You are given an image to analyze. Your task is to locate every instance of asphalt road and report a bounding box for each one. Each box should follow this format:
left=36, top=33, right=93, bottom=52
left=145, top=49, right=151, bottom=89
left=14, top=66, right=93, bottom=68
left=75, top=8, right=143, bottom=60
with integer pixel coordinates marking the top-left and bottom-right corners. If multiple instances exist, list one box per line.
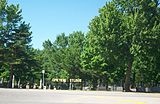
left=0, top=88, right=160, bottom=104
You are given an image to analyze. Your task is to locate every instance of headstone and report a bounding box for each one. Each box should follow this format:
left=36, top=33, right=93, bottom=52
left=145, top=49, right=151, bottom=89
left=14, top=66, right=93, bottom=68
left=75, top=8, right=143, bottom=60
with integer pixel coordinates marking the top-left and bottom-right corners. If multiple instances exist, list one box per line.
left=53, top=86, right=56, bottom=90
left=12, top=75, right=15, bottom=88
left=43, top=86, right=46, bottom=90
left=20, top=84, right=22, bottom=89
left=39, top=79, right=42, bottom=89
left=18, top=79, right=20, bottom=88
left=26, top=83, right=29, bottom=89
left=48, top=85, right=51, bottom=89
left=33, top=83, right=37, bottom=89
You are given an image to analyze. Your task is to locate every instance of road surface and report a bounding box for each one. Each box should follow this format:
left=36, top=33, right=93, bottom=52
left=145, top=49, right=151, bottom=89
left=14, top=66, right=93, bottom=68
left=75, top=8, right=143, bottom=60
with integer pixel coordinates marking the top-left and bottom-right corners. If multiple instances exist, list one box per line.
left=0, top=88, right=160, bottom=104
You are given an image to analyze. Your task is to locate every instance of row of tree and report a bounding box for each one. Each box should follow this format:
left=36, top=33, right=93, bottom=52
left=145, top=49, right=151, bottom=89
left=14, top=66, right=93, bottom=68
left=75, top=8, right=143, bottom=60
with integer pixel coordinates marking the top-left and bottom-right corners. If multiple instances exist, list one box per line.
left=0, top=0, right=160, bottom=91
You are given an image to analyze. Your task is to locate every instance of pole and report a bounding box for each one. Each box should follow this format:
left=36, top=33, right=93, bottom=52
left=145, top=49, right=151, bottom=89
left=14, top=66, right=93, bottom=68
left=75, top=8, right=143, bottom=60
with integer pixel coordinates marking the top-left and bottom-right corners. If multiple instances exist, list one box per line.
left=42, top=70, right=45, bottom=89
left=43, top=72, right=44, bottom=89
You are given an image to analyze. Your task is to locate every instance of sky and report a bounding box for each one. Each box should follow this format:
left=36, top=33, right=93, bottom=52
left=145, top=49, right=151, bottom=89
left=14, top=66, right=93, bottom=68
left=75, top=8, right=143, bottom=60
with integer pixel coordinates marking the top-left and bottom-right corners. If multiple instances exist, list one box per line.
left=8, top=0, right=110, bottom=49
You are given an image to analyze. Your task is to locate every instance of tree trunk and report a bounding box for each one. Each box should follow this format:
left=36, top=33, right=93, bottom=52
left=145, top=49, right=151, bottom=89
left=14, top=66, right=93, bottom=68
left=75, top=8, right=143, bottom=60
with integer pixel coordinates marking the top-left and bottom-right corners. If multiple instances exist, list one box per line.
left=106, top=81, right=108, bottom=91
left=92, top=78, right=98, bottom=90
left=124, top=59, right=133, bottom=92
left=8, top=64, right=13, bottom=88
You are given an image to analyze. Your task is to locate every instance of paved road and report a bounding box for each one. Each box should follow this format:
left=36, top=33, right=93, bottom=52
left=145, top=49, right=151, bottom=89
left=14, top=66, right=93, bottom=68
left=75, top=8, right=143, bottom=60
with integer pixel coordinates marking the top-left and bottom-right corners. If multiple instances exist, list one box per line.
left=0, top=88, right=160, bottom=104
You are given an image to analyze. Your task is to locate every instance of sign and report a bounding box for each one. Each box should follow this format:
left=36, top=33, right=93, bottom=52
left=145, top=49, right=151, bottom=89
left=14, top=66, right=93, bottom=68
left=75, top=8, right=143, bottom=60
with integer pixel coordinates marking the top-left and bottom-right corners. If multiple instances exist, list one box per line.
left=70, top=79, right=82, bottom=82
left=52, top=79, right=82, bottom=82
left=42, top=70, right=45, bottom=74
left=52, top=79, right=67, bottom=82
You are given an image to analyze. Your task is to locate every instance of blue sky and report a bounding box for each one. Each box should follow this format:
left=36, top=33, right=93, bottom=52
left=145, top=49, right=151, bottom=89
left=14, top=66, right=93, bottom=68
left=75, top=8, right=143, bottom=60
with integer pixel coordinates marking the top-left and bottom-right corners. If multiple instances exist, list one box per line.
left=8, top=0, right=110, bottom=49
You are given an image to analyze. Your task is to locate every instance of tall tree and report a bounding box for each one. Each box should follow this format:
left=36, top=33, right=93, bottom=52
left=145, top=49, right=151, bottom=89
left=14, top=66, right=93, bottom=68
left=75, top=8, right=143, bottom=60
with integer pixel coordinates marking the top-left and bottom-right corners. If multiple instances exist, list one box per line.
left=42, top=35, right=69, bottom=81
left=81, top=0, right=160, bottom=91
left=65, top=31, right=84, bottom=78
left=0, top=0, right=33, bottom=88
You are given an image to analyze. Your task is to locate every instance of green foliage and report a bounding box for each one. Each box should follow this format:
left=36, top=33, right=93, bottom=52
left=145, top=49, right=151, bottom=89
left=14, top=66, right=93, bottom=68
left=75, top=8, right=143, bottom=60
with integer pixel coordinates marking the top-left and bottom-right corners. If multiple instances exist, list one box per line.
left=81, top=0, right=160, bottom=91
left=0, top=0, right=40, bottom=88
left=41, top=31, right=85, bottom=81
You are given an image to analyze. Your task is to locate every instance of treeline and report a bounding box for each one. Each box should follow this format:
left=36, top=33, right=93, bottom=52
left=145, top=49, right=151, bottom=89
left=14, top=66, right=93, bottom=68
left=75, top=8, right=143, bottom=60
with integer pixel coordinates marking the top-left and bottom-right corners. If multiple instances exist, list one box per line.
left=0, top=0, right=160, bottom=91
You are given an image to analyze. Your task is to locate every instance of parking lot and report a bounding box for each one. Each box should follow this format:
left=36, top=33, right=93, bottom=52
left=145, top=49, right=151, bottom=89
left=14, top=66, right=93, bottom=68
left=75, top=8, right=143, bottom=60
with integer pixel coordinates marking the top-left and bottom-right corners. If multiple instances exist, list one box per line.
left=0, top=88, right=160, bottom=104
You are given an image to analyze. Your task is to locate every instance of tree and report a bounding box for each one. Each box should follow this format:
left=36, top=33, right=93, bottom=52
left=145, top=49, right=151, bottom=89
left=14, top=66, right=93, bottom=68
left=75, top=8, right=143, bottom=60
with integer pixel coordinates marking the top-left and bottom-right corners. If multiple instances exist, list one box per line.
left=81, top=1, right=125, bottom=90
left=129, top=0, right=160, bottom=87
left=115, top=0, right=160, bottom=90
left=65, top=31, right=84, bottom=78
left=41, top=32, right=85, bottom=81
left=0, top=0, right=34, bottom=88
left=81, top=0, right=160, bottom=91
left=42, top=37, right=69, bottom=82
